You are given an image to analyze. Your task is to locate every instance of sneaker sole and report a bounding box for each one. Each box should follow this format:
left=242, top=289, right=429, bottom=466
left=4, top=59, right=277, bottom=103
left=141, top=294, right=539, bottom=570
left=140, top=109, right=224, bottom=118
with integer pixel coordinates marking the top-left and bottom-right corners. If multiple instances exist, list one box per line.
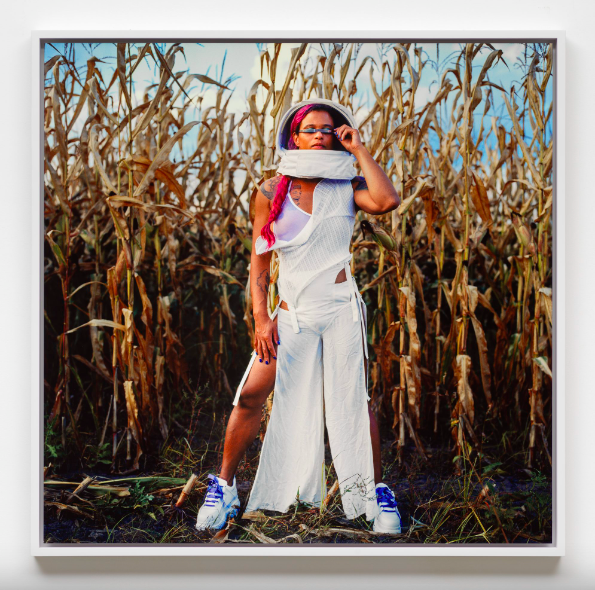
left=373, top=521, right=402, bottom=534
left=195, top=504, right=239, bottom=532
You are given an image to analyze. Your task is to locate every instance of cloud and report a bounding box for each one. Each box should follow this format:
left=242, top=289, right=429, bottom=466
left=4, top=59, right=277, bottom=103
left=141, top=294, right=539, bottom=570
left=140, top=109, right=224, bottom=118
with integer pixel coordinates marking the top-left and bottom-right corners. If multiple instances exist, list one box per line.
left=354, top=106, right=370, bottom=126
left=492, top=43, right=525, bottom=65
left=413, top=84, right=439, bottom=109
left=249, top=42, right=304, bottom=86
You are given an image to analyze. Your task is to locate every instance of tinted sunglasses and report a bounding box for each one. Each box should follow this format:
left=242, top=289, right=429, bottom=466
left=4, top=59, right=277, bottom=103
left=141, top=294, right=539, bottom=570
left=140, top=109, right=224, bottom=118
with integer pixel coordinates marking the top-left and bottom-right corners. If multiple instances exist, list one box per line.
left=297, top=128, right=334, bottom=134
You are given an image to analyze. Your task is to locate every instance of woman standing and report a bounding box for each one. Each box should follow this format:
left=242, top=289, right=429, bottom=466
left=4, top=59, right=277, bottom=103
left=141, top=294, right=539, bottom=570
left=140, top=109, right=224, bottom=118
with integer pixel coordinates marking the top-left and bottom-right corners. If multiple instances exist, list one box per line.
left=195, top=99, right=402, bottom=534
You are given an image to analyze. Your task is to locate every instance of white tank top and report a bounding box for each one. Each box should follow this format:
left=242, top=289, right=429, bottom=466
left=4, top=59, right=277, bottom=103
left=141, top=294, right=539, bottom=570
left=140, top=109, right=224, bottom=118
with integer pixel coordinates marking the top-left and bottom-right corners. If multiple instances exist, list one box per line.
left=273, top=181, right=311, bottom=242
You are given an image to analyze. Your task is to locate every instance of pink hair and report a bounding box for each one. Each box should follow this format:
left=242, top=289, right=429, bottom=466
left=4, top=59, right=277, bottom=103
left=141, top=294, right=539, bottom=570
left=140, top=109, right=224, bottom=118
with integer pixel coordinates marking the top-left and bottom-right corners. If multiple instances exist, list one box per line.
left=260, top=104, right=340, bottom=249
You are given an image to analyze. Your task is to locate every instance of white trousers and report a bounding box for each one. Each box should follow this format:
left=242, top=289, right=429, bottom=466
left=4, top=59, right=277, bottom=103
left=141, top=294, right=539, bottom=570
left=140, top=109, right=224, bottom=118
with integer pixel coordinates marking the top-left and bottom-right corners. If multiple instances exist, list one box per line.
left=238, top=261, right=379, bottom=521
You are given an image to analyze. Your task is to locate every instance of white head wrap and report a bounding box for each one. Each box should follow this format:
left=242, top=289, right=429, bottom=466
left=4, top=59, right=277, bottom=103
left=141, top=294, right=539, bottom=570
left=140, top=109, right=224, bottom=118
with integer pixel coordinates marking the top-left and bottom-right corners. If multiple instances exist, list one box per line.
left=276, top=98, right=358, bottom=179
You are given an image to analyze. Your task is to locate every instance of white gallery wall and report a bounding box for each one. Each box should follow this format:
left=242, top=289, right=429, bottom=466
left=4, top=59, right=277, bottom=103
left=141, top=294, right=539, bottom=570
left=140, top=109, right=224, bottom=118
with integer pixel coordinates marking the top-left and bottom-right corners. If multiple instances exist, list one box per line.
left=1, top=0, right=594, bottom=587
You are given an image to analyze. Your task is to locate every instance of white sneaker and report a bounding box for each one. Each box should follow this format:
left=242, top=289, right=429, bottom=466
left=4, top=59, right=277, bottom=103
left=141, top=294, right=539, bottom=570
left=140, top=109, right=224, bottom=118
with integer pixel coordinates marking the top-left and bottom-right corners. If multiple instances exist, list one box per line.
left=195, top=474, right=240, bottom=531
left=372, top=483, right=402, bottom=534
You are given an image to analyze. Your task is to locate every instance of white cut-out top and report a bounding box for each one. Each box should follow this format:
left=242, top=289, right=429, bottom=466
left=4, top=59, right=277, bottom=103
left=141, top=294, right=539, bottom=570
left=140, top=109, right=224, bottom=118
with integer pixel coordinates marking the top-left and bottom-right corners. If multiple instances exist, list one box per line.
left=255, top=178, right=356, bottom=313
left=274, top=181, right=311, bottom=243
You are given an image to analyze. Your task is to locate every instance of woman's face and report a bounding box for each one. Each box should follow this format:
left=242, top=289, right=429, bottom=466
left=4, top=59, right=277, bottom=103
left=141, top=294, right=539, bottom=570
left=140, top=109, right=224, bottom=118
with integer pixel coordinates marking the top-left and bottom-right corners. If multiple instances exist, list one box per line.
left=292, top=110, right=337, bottom=150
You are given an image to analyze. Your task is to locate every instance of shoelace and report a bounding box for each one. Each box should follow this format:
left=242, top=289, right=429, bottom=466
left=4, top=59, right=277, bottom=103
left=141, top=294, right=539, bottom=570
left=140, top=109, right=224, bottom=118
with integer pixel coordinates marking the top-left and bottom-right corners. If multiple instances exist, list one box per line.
left=204, top=474, right=224, bottom=507
left=376, top=487, right=399, bottom=514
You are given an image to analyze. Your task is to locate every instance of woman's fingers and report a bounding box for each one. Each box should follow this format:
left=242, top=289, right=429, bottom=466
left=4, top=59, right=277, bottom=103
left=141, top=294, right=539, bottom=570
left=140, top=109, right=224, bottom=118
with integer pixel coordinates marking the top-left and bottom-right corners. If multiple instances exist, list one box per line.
left=334, top=125, right=362, bottom=154
left=265, top=317, right=279, bottom=363
left=255, top=337, right=264, bottom=363
left=334, top=125, right=354, bottom=141
left=254, top=318, right=267, bottom=363
left=265, top=332, right=277, bottom=362
left=253, top=316, right=280, bottom=365
left=255, top=327, right=278, bottom=365
left=262, top=334, right=271, bottom=364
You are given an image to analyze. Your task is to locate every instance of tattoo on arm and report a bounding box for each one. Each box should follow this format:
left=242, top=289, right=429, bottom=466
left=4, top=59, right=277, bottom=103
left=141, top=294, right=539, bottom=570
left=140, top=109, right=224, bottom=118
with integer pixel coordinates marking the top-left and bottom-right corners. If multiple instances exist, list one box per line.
left=261, top=177, right=282, bottom=200
left=256, top=268, right=270, bottom=297
left=353, top=176, right=369, bottom=192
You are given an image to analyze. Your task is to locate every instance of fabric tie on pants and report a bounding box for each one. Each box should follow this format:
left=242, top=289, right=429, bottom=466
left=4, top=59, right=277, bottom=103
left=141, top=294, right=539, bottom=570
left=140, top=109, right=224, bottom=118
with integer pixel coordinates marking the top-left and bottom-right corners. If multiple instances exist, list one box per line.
left=275, top=259, right=361, bottom=335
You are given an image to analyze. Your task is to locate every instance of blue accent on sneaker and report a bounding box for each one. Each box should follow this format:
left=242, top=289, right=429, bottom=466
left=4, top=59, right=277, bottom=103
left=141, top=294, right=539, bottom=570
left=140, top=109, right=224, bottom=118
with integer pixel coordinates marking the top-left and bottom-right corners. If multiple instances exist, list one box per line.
left=376, top=486, right=398, bottom=512
left=204, top=474, right=223, bottom=507
left=373, top=484, right=402, bottom=533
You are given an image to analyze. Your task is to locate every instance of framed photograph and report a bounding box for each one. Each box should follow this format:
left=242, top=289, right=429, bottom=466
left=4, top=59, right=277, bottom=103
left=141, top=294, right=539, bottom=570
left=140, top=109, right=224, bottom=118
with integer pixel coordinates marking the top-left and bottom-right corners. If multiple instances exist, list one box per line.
left=33, top=30, right=564, bottom=556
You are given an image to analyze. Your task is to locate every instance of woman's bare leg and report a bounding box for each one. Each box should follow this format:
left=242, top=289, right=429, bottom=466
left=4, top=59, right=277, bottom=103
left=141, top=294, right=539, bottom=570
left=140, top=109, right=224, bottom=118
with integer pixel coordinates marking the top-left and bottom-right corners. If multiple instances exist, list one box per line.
left=368, top=404, right=383, bottom=484
left=218, top=358, right=276, bottom=483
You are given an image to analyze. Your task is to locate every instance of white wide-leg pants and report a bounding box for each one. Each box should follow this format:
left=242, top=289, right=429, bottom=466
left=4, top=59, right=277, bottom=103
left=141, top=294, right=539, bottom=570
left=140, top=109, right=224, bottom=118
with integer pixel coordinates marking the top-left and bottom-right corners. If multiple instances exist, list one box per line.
left=241, top=262, right=379, bottom=521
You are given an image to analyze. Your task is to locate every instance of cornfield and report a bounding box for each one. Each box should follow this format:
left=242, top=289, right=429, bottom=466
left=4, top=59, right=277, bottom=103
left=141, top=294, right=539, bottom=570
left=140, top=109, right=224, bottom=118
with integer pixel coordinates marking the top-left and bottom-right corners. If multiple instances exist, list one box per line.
left=43, top=41, right=554, bottom=543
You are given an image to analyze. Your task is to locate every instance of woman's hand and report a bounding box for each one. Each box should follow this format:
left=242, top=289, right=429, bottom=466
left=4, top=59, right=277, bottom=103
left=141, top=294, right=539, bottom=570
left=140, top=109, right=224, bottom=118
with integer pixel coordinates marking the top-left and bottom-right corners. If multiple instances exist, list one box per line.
left=254, top=313, right=279, bottom=365
left=334, top=125, right=365, bottom=155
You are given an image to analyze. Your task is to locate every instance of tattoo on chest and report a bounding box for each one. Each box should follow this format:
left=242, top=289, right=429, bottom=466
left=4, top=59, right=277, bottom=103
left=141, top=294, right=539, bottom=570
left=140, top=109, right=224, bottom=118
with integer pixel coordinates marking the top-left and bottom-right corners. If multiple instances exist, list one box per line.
left=290, top=180, right=304, bottom=206
left=256, top=268, right=270, bottom=296
left=261, top=177, right=282, bottom=200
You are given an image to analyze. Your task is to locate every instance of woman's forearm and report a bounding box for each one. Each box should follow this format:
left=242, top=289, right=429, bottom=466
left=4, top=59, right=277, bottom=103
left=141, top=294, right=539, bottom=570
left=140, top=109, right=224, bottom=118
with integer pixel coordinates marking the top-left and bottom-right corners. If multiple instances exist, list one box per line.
left=352, top=145, right=400, bottom=210
left=251, top=249, right=272, bottom=322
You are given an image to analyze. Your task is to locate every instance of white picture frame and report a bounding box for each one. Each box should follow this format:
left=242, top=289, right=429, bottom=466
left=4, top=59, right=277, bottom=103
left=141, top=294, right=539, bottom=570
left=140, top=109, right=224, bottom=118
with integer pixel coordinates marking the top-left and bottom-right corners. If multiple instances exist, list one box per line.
left=32, top=29, right=565, bottom=557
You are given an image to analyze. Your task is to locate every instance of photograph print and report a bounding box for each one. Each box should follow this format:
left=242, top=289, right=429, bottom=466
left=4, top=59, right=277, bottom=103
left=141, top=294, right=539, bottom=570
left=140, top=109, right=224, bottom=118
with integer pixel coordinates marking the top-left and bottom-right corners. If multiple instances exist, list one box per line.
left=40, top=37, right=556, bottom=548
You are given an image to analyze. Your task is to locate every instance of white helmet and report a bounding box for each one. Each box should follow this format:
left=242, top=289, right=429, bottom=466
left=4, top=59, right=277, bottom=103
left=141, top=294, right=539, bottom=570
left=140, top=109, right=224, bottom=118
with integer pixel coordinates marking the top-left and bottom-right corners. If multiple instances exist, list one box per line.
left=275, top=98, right=358, bottom=179
left=276, top=98, right=358, bottom=154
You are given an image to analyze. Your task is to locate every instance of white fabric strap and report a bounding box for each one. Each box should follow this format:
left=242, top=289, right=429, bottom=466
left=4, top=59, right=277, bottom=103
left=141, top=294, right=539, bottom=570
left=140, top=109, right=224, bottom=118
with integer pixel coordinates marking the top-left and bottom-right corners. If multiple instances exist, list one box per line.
left=276, top=149, right=357, bottom=180
left=344, top=260, right=360, bottom=323
left=287, top=303, right=301, bottom=334
left=232, top=351, right=256, bottom=406
left=270, top=301, right=281, bottom=321
left=344, top=260, right=370, bottom=402
left=356, top=289, right=369, bottom=361
left=233, top=301, right=283, bottom=406
left=357, top=288, right=370, bottom=400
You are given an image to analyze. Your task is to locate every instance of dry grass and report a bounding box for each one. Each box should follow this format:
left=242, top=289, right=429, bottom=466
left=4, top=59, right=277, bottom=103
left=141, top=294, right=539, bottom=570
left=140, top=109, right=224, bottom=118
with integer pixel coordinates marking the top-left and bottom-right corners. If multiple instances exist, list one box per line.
left=44, top=407, right=551, bottom=544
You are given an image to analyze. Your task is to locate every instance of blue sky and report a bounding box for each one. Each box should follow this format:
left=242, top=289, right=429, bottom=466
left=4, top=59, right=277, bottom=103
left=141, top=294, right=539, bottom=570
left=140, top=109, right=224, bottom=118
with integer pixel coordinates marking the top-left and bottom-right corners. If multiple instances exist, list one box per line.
left=45, top=41, right=553, bottom=185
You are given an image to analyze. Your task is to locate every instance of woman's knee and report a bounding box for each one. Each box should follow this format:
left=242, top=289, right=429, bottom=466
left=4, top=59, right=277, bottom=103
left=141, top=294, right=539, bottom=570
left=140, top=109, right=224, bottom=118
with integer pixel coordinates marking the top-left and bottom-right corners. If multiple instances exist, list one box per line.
left=237, top=385, right=269, bottom=412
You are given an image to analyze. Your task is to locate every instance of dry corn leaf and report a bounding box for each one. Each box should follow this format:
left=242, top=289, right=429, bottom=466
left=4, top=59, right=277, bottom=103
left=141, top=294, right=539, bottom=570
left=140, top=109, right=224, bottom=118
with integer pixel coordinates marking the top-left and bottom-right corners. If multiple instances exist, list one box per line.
left=455, top=354, right=475, bottom=425
left=133, top=121, right=198, bottom=200
left=470, top=170, right=493, bottom=226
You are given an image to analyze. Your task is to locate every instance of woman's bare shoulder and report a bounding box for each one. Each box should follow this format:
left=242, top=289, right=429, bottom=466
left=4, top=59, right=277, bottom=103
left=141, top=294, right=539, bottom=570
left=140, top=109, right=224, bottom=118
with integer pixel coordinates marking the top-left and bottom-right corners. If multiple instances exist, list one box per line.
left=260, top=176, right=284, bottom=201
